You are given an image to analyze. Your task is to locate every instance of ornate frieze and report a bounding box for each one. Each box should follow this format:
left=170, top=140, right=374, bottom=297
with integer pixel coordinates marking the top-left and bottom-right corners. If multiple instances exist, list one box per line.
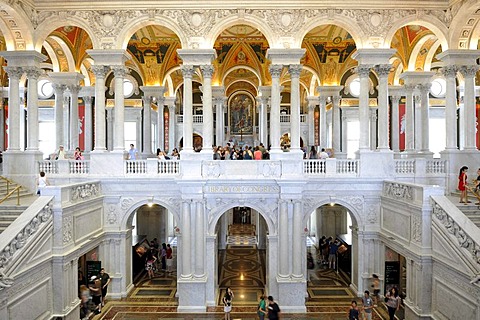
left=62, top=216, right=73, bottom=244
left=411, top=215, right=422, bottom=243
left=432, top=200, right=480, bottom=266
left=0, top=202, right=53, bottom=287
left=107, top=204, right=117, bottom=224
left=383, top=182, right=413, bottom=201
left=71, top=183, right=100, bottom=202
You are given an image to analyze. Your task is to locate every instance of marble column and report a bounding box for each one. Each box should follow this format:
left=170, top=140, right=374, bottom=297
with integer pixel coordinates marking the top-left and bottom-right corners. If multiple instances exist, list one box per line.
left=68, top=85, right=81, bottom=150
left=195, top=201, right=205, bottom=277
left=292, top=201, right=303, bottom=278
left=390, top=93, right=401, bottom=152
left=404, top=84, right=416, bottom=151
left=375, top=64, right=391, bottom=150
left=157, top=98, right=165, bottom=151
left=318, top=96, right=327, bottom=149
left=278, top=200, right=289, bottom=277
left=63, top=95, right=70, bottom=149
left=289, top=64, right=302, bottom=151
left=83, top=96, right=94, bottom=152
left=200, top=65, right=214, bottom=153
left=442, top=66, right=458, bottom=150
left=4, top=67, right=23, bottom=151
left=165, top=98, right=176, bottom=152
left=269, top=65, right=283, bottom=152
left=417, top=83, right=432, bottom=152
left=91, top=66, right=108, bottom=151
left=306, top=97, right=316, bottom=147
left=181, top=201, right=192, bottom=278
left=258, top=86, right=271, bottom=146
left=25, top=67, right=42, bottom=150
left=459, top=65, right=478, bottom=150
left=414, top=94, right=422, bottom=152
left=112, top=66, right=128, bottom=151
left=181, top=65, right=194, bottom=152
left=370, top=109, right=377, bottom=149
left=142, top=95, right=152, bottom=154
left=52, top=83, right=66, bottom=151
left=106, top=108, right=114, bottom=151
left=357, top=65, right=372, bottom=150
left=332, top=95, right=342, bottom=155
left=213, top=86, right=226, bottom=146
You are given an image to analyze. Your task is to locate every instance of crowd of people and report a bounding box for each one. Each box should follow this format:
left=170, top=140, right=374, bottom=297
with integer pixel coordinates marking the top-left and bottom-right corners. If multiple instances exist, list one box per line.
left=144, top=238, right=174, bottom=279
left=78, top=268, right=111, bottom=319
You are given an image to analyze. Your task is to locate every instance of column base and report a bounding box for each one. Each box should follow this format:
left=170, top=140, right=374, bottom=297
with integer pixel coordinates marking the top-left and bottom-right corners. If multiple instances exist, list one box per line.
left=277, top=279, right=307, bottom=313
left=3, top=150, right=43, bottom=192
left=177, top=278, right=207, bottom=312
left=89, top=152, right=125, bottom=175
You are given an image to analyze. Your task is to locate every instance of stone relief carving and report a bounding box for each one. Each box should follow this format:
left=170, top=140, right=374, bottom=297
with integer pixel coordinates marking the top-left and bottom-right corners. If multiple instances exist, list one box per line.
left=107, top=205, right=117, bottom=224
left=63, top=216, right=73, bottom=244
left=203, top=161, right=223, bottom=178
left=342, top=196, right=364, bottom=212
left=248, top=9, right=308, bottom=36
left=366, top=205, right=378, bottom=224
left=384, top=182, right=413, bottom=201
left=411, top=215, right=422, bottom=243
left=432, top=200, right=480, bottom=266
left=436, top=266, right=480, bottom=297
left=261, top=162, right=280, bottom=178
left=0, top=202, right=53, bottom=288
left=6, top=267, right=51, bottom=298
left=120, top=197, right=134, bottom=212
left=71, top=183, right=100, bottom=202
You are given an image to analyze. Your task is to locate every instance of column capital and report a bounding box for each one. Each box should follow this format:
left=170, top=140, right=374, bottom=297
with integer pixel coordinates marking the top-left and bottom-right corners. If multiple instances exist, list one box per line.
left=355, top=65, right=373, bottom=77
left=332, top=95, right=341, bottom=105
left=111, top=65, right=129, bottom=77
left=288, top=64, right=303, bottom=77
left=67, top=84, right=81, bottom=95
left=165, top=96, right=176, bottom=107
left=140, top=85, right=166, bottom=98
left=24, top=67, right=43, bottom=80
left=52, top=83, right=67, bottom=93
left=306, top=96, right=318, bottom=107
left=441, top=65, right=458, bottom=78
left=374, top=64, right=392, bottom=78
left=200, top=65, right=214, bottom=78
left=269, top=64, right=283, bottom=78
left=416, top=83, right=432, bottom=93
left=181, top=65, right=195, bottom=78
left=459, top=65, right=479, bottom=78
left=4, top=66, right=24, bottom=79
left=390, top=95, right=401, bottom=103
left=318, top=96, right=328, bottom=105
left=90, top=65, right=108, bottom=78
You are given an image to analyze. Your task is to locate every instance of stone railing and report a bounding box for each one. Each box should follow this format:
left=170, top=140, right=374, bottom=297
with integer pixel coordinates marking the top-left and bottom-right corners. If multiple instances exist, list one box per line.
left=39, top=160, right=90, bottom=175
left=431, top=195, right=480, bottom=267
left=394, top=159, right=448, bottom=176
left=279, top=114, right=307, bottom=123
left=0, top=196, right=53, bottom=288
left=303, top=159, right=359, bottom=176
left=125, top=160, right=147, bottom=174
left=202, top=160, right=282, bottom=178
left=38, top=160, right=58, bottom=174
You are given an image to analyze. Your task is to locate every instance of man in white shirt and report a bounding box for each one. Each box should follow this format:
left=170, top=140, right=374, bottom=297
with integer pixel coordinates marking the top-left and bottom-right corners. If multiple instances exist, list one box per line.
left=319, top=148, right=329, bottom=159
left=56, top=145, right=66, bottom=160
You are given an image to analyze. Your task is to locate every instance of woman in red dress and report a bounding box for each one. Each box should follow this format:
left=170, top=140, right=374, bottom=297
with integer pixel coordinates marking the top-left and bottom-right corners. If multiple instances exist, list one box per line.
left=458, top=166, right=469, bottom=204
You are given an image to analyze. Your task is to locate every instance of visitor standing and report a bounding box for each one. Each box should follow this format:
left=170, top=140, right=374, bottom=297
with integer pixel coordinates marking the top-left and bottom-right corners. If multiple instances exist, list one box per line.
left=458, top=165, right=469, bottom=204
left=37, top=171, right=48, bottom=195
left=267, top=296, right=281, bottom=320
left=348, top=300, right=359, bottom=320
left=166, top=244, right=173, bottom=273
left=362, top=290, right=374, bottom=320
left=128, top=144, right=138, bottom=160
left=257, top=295, right=267, bottom=320
left=385, top=287, right=401, bottom=320
left=223, top=287, right=234, bottom=320
left=99, top=268, right=111, bottom=307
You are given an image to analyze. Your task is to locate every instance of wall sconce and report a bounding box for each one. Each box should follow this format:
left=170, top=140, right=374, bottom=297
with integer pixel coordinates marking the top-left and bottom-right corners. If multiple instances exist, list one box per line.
left=329, top=196, right=335, bottom=206
left=147, top=196, right=154, bottom=207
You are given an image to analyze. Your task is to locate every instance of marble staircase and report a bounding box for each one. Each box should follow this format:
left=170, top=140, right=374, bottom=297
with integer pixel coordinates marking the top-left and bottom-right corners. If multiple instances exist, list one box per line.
left=0, top=177, right=37, bottom=233
left=449, top=192, right=480, bottom=228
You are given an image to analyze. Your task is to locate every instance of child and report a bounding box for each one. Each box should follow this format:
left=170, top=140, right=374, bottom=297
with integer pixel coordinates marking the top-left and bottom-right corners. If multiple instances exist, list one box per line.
left=37, top=171, right=48, bottom=195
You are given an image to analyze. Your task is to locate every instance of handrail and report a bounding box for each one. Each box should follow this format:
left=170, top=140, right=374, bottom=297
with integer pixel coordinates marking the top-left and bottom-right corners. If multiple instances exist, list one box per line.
left=0, top=176, right=16, bottom=194
left=0, top=185, right=21, bottom=206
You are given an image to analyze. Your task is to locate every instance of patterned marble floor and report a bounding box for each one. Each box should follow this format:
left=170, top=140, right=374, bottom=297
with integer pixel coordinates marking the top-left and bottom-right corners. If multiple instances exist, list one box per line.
left=94, top=224, right=391, bottom=320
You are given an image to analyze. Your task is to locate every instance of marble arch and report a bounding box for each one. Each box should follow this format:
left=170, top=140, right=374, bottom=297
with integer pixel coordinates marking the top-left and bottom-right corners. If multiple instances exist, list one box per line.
left=408, top=34, right=438, bottom=71
left=207, top=201, right=275, bottom=236
left=206, top=14, right=274, bottom=49
left=121, top=198, right=181, bottom=230
left=0, top=3, right=33, bottom=50
left=383, top=17, right=449, bottom=51
left=33, top=18, right=98, bottom=52
left=225, top=79, right=259, bottom=96
left=118, top=17, right=187, bottom=51
left=296, top=14, right=364, bottom=49
left=302, top=197, right=362, bottom=228
left=447, top=0, right=480, bottom=49
left=222, top=65, right=262, bottom=87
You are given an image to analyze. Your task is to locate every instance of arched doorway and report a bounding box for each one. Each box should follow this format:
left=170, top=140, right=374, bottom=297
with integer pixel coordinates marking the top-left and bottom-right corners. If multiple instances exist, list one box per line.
left=305, top=202, right=359, bottom=304
left=211, top=206, right=270, bottom=307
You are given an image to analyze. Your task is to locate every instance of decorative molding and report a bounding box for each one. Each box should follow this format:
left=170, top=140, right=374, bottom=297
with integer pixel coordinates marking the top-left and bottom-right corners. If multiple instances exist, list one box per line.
left=0, top=202, right=53, bottom=288
left=107, top=204, right=117, bottom=224
left=412, top=215, right=422, bottom=243
left=71, top=183, right=100, bottom=202
left=383, top=182, right=413, bottom=201
left=366, top=205, right=377, bottom=224
left=120, top=197, right=134, bottom=212
left=432, top=200, right=480, bottom=266
left=62, top=216, right=73, bottom=244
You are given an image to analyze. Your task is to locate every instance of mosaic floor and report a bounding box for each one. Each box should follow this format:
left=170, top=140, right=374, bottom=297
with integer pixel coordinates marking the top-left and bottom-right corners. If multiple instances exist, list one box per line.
left=94, top=225, right=397, bottom=320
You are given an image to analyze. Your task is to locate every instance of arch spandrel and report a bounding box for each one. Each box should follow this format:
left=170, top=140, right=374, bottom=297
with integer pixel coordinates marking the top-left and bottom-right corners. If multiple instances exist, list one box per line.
left=206, top=199, right=277, bottom=236
left=0, top=3, right=34, bottom=50
left=302, top=196, right=363, bottom=228
left=117, top=16, right=188, bottom=51
left=295, top=13, right=364, bottom=49
left=120, top=197, right=181, bottom=231
left=206, top=13, right=275, bottom=49
left=447, top=0, right=480, bottom=49
left=383, top=15, right=449, bottom=52
left=33, top=18, right=99, bottom=52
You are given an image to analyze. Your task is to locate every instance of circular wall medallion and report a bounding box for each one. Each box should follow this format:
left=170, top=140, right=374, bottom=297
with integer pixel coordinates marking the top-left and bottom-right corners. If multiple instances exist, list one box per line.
left=370, top=13, right=382, bottom=27
left=102, top=14, right=114, bottom=28
left=281, top=13, right=291, bottom=27
left=191, top=12, right=202, bottom=27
